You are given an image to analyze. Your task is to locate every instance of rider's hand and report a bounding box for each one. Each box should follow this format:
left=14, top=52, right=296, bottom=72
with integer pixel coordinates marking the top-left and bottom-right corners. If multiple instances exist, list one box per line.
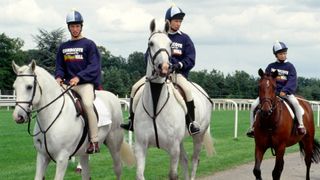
left=70, top=76, right=80, bottom=86
left=171, top=62, right=182, bottom=71
left=56, top=77, right=64, bottom=85
left=280, top=91, right=286, bottom=97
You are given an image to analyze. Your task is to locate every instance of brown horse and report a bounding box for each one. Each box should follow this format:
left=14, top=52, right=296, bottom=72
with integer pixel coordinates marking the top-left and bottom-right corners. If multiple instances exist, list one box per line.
left=253, top=68, right=320, bottom=180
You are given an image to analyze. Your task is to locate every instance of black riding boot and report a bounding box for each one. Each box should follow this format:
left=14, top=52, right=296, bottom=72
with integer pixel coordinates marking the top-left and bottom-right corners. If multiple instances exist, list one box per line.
left=120, top=98, right=134, bottom=131
left=186, top=100, right=200, bottom=135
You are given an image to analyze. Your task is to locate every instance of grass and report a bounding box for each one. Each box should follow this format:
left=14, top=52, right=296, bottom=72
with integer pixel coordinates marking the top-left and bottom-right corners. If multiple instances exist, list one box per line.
left=1, top=109, right=319, bottom=179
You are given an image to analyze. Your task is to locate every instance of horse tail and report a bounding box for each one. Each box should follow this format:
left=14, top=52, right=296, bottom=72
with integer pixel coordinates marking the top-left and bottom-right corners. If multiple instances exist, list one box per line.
left=203, top=126, right=215, bottom=157
left=311, top=139, right=320, bottom=163
left=120, top=140, right=136, bottom=166
left=298, top=139, right=320, bottom=163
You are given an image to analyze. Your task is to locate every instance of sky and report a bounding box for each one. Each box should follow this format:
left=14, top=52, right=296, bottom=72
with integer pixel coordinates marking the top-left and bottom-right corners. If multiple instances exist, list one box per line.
left=1, top=0, right=320, bottom=78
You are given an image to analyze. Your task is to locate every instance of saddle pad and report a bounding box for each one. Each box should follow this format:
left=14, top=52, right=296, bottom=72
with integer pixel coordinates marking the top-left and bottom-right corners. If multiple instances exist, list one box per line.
left=94, top=98, right=112, bottom=127
left=283, top=101, right=295, bottom=119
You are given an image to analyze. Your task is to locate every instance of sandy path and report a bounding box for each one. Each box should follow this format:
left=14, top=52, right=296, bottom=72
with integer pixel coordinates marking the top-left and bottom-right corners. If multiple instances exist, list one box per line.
left=198, top=152, right=320, bottom=180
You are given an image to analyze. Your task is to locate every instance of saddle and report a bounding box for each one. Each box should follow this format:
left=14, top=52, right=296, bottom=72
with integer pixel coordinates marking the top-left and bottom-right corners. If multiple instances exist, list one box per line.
left=68, top=90, right=99, bottom=121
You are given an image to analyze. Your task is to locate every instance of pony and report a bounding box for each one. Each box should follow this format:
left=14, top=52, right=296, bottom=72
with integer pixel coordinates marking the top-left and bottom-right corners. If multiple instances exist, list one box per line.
left=133, top=19, right=214, bottom=180
left=252, top=68, right=320, bottom=180
left=12, top=60, right=135, bottom=180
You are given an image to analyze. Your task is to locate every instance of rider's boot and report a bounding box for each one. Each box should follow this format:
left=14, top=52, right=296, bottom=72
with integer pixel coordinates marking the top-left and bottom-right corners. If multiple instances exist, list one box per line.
left=297, top=115, right=306, bottom=135
left=186, top=100, right=200, bottom=135
left=120, top=98, right=134, bottom=131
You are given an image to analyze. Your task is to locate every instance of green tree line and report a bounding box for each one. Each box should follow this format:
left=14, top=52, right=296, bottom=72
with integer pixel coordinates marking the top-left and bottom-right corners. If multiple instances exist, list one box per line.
left=1, top=30, right=320, bottom=100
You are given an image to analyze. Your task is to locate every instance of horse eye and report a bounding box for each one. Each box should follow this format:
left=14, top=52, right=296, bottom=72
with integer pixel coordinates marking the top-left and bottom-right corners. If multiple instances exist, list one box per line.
left=148, top=41, right=154, bottom=47
left=26, top=85, right=33, bottom=90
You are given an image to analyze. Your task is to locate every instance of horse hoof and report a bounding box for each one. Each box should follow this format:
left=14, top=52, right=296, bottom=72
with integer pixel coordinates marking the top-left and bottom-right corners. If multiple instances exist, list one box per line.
left=75, top=167, right=82, bottom=174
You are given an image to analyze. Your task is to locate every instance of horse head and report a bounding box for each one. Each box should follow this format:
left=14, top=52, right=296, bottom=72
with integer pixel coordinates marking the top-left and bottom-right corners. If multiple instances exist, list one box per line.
left=12, top=60, right=41, bottom=123
left=258, top=68, right=278, bottom=118
left=146, top=18, right=171, bottom=80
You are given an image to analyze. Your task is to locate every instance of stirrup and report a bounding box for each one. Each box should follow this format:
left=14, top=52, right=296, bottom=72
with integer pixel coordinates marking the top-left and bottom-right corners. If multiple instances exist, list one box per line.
left=188, top=121, right=200, bottom=135
left=120, top=120, right=134, bottom=131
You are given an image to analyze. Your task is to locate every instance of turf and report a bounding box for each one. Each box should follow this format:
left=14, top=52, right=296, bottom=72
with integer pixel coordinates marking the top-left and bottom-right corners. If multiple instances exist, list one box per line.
left=1, top=109, right=319, bottom=179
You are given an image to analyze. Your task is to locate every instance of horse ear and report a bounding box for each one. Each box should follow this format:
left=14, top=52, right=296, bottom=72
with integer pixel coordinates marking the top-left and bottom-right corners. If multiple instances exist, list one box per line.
left=30, top=60, right=36, bottom=72
left=164, top=20, right=170, bottom=33
left=150, top=19, right=155, bottom=33
left=12, top=61, right=19, bottom=74
left=271, top=70, right=279, bottom=79
left=258, top=68, right=264, bottom=77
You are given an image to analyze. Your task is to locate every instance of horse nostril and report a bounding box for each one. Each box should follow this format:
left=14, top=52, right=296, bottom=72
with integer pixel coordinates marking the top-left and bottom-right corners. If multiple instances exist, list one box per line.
left=158, top=64, right=162, bottom=69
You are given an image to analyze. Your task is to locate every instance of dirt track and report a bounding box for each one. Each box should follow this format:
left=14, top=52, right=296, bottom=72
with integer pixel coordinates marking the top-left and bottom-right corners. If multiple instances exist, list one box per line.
left=198, top=152, right=320, bottom=180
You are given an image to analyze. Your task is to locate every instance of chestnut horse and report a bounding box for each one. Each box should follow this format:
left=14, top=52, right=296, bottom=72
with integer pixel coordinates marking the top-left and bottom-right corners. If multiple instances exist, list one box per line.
left=253, top=69, right=320, bottom=180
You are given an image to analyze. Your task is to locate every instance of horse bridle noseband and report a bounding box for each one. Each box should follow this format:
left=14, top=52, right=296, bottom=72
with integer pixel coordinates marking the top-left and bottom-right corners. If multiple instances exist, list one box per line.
left=258, top=97, right=277, bottom=116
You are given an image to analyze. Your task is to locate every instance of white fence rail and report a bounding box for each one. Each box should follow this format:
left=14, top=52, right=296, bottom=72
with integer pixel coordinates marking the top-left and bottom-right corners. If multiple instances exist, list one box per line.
left=1, top=91, right=320, bottom=139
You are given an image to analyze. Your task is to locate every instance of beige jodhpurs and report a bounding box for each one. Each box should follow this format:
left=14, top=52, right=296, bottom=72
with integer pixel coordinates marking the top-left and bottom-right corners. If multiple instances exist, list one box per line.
left=170, top=73, right=193, bottom=102
left=72, top=83, right=98, bottom=142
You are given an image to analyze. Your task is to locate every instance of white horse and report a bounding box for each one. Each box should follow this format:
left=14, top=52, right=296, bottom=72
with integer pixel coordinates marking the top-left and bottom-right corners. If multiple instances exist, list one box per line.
left=12, top=60, right=135, bottom=180
left=134, top=19, right=214, bottom=180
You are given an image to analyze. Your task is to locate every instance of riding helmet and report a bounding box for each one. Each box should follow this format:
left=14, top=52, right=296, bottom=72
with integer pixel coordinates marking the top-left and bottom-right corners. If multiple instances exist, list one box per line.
left=66, top=10, right=83, bottom=25
left=273, top=41, right=288, bottom=55
left=165, top=6, right=185, bottom=21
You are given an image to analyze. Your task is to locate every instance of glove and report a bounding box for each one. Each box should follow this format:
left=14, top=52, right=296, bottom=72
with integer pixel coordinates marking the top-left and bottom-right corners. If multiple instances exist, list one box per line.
left=171, top=63, right=182, bottom=71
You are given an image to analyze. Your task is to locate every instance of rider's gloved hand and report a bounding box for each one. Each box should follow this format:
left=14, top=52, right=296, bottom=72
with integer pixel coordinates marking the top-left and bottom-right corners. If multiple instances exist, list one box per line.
left=171, top=62, right=182, bottom=71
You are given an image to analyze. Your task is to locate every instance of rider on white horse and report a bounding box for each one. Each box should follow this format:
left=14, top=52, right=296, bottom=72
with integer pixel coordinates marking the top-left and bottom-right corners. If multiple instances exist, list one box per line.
left=55, top=10, right=101, bottom=153
left=121, top=5, right=200, bottom=135
left=246, top=41, right=306, bottom=137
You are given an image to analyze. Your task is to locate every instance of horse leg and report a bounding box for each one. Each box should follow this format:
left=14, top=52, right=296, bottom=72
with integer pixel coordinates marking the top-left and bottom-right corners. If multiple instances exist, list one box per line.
left=79, top=155, right=90, bottom=180
left=34, top=153, right=50, bottom=180
left=105, top=138, right=122, bottom=180
left=300, top=139, right=314, bottom=180
left=190, top=134, right=204, bottom=180
left=168, top=142, right=180, bottom=180
left=54, top=157, right=69, bottom=180
left=272, top=146, right=285, bottom=180
left=135, top=141, right=147, bottom=180
left=179, top=143, right=189, bottom=180
left=254, top=146, right=267, bottom=180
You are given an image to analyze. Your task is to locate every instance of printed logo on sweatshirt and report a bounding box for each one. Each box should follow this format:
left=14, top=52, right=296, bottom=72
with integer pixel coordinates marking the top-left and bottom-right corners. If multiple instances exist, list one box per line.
left=171, top=42, right=183, bottom=56
left=271, top=68, right=288, bottom=81
left=62, top=47, right=84, bottom=62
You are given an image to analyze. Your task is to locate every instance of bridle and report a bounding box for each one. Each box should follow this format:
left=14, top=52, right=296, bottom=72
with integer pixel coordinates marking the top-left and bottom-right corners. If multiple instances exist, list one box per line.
left=257, top=78, right=277, bottom=117
left=258, top=97, right=276, bottom=116
left=146, top=31, right=171, bottom=78
left=14, top=73, right=73, bottom=136
left=15, top=74, right=42, bottom=116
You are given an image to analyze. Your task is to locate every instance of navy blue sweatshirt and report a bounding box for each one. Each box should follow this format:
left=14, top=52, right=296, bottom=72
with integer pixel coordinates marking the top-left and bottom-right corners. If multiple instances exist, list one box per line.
left=55, top=38, right=101, bottom=89
left=168, top=30, right=195, bottom=78
left=265, top=60, right=297, bottom=95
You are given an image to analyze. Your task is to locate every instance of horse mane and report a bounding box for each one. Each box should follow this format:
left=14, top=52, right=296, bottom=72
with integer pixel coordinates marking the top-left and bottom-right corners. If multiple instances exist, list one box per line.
left=34, top=65, right=61, bottom=90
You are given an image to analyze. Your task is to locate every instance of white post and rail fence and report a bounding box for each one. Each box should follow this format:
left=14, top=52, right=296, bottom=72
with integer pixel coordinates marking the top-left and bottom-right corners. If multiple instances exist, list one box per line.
left=1, top=90, right=320, bottom=141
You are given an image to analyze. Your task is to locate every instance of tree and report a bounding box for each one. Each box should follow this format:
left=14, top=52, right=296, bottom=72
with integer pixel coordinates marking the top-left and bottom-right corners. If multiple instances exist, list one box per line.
left=29, top=28, right=66, bottom=74
left=0, top=33, right=26, bottom=90
left=126, top=51, right=145, bottom=82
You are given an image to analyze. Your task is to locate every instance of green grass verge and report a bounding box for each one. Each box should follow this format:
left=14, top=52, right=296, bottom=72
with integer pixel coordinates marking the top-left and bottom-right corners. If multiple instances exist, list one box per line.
left=1, top=109, right=319, bottom=179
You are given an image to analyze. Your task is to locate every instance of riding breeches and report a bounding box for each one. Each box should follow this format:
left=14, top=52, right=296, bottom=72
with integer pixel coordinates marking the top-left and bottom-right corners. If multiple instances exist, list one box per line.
left=283, top=94, right=304, bottom=125
left=249, top=97, right=259, bottom=128
left=72, top=83, right=98, bottom=142
left=170, top=73, right=193, bottom=102
left=130, top=76, right=146, bottom=97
